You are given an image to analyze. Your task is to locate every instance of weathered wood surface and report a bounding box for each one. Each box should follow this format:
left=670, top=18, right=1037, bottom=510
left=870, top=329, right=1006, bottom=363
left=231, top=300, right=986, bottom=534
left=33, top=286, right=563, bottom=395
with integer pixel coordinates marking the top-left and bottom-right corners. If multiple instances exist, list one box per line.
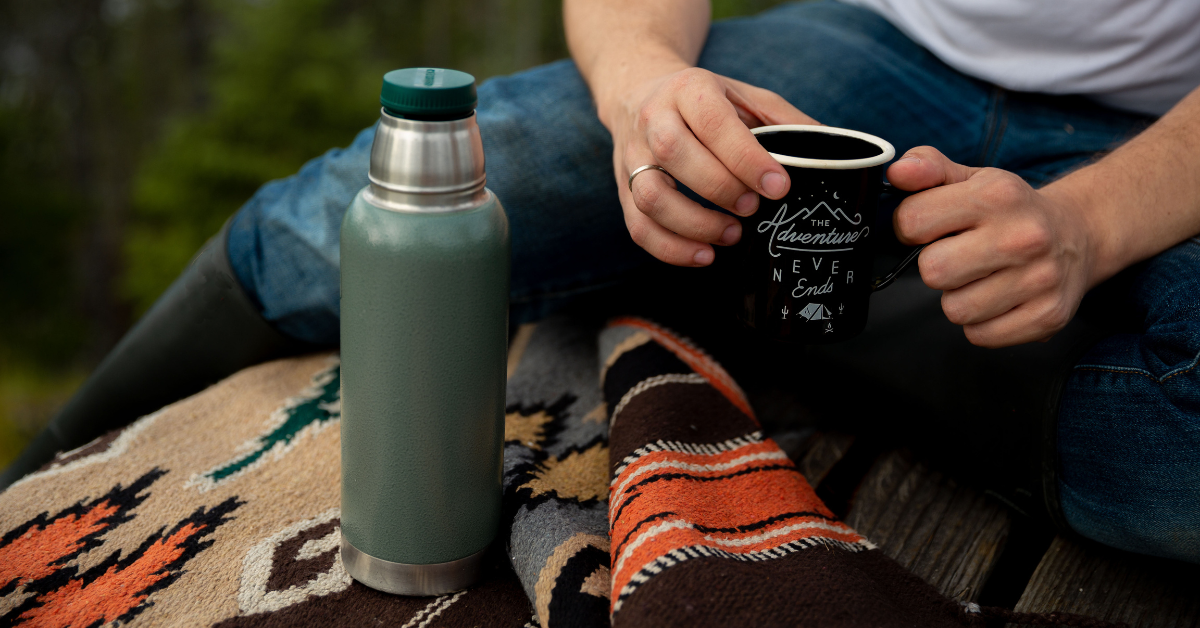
left=750, top=385, right=822, bottom=465
left=1010, top=535, right=1200, bottom=628
left=507, top=323, right=537, bottom=378
left=797, top=431, right=854, bottom=487
left=780, top=430, right=1198, bottom=628
left=844, top=449, right=1012, bottom=603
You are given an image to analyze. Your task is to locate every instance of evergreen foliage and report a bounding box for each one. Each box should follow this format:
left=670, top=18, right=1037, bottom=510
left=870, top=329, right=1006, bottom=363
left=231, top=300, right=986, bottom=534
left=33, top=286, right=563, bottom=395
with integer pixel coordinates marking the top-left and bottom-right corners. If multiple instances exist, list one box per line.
left=0, top=0, right=785, bottom=465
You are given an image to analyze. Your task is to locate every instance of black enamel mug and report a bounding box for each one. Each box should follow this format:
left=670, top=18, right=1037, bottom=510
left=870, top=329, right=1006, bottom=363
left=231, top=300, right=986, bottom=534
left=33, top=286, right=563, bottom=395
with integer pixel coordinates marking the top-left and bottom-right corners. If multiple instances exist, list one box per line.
left=733, top=125, right=921, bottom=344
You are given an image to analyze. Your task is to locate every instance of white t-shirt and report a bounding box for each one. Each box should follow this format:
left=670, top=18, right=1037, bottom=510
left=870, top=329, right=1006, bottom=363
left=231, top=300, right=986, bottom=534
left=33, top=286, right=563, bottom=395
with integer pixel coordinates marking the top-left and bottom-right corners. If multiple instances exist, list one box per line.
left=841, top=0, right=1200, bottom=116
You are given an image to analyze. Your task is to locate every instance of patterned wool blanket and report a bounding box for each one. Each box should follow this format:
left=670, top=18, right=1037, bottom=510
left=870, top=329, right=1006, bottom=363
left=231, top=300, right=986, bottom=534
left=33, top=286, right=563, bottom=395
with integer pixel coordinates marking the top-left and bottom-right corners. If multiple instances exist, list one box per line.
left=0, top=316, right=1088, bottom=627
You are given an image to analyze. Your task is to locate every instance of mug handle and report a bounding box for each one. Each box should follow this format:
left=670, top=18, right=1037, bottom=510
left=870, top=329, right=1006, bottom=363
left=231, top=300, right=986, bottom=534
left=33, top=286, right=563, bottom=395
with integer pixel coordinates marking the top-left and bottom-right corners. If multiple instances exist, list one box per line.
left=871, top=182, right=927, bottom=291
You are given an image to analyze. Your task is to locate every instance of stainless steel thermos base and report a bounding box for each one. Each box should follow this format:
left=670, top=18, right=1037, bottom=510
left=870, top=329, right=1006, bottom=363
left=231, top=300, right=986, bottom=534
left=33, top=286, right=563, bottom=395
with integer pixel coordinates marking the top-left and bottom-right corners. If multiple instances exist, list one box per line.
left=340, top=535, right=488, bottom=596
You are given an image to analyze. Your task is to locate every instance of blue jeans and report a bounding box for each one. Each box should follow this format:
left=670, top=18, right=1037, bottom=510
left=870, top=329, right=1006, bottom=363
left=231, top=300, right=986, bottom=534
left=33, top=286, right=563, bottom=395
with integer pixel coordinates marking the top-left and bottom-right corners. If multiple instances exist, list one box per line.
left=1058, top=238, right=1200, bottom=561
left=226, top=1, right=1198, bottom=561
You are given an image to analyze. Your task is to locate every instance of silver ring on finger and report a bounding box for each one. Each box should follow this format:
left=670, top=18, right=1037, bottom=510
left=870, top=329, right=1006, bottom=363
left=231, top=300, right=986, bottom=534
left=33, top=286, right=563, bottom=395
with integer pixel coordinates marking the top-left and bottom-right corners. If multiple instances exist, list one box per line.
left=628, top=164, right=671, bottom=193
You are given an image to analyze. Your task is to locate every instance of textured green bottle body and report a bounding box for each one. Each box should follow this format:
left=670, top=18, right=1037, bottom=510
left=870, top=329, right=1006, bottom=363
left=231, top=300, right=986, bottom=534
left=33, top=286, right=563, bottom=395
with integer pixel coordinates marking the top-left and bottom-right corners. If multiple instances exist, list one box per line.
left=340, top=189, right=509, bottom=565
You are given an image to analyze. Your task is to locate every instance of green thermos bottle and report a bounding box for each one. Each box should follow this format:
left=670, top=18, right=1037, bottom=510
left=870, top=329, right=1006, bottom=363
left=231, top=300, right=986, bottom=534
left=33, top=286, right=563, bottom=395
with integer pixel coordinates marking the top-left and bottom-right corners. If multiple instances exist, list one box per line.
left=339, top=68, right=510, bottom=595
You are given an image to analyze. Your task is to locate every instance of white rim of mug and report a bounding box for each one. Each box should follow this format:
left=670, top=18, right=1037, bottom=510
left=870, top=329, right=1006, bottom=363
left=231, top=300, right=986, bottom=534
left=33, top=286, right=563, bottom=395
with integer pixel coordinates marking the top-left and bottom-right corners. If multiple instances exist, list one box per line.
left=751, top=124, right=896, bottom=170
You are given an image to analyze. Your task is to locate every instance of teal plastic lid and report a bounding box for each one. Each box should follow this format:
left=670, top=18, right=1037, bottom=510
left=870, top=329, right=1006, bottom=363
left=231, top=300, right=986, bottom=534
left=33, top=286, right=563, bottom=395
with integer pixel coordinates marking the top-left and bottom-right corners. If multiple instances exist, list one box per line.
left=381, top=68, right=477, bottom=120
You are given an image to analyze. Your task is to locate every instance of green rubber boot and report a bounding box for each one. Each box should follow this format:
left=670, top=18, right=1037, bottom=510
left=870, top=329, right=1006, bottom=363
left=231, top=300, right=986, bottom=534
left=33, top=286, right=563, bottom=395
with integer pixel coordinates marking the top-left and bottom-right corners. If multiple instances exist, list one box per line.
left=0, top=220, right=313, bottom=490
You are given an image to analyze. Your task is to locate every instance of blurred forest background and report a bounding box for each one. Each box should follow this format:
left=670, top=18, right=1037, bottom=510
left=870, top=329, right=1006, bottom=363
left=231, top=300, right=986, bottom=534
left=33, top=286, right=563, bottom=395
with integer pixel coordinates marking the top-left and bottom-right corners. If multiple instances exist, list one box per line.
left=0, top=0, right=786, bottom=468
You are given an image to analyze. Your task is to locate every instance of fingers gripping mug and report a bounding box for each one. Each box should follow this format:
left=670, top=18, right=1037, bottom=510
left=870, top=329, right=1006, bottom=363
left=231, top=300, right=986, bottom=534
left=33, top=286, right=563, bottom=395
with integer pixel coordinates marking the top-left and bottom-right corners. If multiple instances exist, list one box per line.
left=733, top=125, right=920, bottom=344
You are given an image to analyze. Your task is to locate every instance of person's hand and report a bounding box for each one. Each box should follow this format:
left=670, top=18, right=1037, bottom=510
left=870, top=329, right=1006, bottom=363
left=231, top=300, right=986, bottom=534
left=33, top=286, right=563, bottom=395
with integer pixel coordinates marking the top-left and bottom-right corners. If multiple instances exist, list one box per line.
left=889, top=147, right=1104, bottom=348
left=606, top=67, right=817, bottom=266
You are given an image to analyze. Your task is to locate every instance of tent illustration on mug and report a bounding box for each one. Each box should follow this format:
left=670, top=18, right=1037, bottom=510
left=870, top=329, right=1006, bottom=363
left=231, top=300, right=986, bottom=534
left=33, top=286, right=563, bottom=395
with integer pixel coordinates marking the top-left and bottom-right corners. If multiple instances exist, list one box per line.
left=798, top=302, right=832, bottom=321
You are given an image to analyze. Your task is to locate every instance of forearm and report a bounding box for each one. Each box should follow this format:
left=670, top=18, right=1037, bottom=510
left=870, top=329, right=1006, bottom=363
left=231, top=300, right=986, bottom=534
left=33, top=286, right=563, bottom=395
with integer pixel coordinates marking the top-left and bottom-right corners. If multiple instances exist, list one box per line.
left=564, top=0, right=710, bottom=128
left=1044, top=86, right=1200, bottom=287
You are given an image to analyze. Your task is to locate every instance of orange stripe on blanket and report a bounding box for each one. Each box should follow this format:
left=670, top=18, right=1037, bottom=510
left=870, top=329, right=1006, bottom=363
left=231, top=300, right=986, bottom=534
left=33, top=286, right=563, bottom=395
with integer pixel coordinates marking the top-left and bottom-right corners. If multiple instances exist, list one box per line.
left=612, top=465, right=837, bottom=538
left=617, top=439, right=779, bottom=473
left=608, top=428, right=870, bottom=615
left=612, top=432, right=767, bottom=477
left=617, top=519, right=863, bottom=573
left=607, top=317, right=755, bottom=420
left=610, top=441, right=785, bottom=500
left=697, top=519, right=863, bottom=550
left=610, top=455, right=804, bottom=517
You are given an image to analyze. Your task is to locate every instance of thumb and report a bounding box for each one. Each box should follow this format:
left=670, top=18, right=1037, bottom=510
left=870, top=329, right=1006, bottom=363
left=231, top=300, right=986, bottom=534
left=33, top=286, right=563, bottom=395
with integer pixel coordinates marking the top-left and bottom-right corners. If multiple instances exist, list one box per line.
left=887, top=146, right=978, bottom=191
left=724, top=78, right=820, bottom=127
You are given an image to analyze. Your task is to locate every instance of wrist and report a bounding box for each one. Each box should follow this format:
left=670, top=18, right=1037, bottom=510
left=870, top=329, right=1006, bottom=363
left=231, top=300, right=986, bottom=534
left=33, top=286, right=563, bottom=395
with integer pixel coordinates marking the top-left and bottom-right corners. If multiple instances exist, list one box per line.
left=587, top=49, right=691, bottom=129
left=1042, top=169, right=1128, bottom=289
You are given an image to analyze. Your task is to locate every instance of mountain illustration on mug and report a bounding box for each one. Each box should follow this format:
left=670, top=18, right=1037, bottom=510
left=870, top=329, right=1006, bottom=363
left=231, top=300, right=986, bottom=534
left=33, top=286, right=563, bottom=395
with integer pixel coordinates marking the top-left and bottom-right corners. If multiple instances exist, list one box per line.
left=757, top=198, right=869, bottom=259
left=794, top=200, right=861, bottom=225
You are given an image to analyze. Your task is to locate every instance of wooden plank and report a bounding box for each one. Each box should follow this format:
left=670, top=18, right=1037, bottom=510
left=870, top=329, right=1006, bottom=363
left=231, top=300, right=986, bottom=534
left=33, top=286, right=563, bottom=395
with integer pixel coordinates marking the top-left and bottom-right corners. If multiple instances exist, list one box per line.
left=507, top=323, right=537, bottom=378
left=767, top=424, right=816, bottom=466
left=845, top=449, right=1011, bottom=603
left=1010, top=535, right=1200, bottom=628
left=749, top=386, right=823, bottom=466
left=797, top=431, right=855, bottom=487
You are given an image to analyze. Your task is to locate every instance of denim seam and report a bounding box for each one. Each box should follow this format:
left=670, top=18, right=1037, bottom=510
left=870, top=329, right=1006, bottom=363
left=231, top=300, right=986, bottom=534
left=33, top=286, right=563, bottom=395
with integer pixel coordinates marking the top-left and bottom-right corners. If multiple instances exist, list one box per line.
left=1075, top=345, right=1200, bottom=383
left=975, top=88, right=1001, bottom=166
left=986, top=94, right=1010, bottom=167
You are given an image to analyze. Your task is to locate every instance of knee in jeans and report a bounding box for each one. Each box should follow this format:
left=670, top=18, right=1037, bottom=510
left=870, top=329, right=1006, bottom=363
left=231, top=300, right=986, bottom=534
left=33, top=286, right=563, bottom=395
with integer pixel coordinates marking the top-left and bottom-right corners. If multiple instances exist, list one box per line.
left=1058, top=365, right=1200, bottom=563
left=1133, top=239, right=1200, bottom=327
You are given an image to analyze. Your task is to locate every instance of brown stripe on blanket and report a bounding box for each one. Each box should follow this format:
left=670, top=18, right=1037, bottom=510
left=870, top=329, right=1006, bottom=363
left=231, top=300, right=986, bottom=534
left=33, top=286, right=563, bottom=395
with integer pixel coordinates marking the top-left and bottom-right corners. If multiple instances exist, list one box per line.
left=43, top=430, right=124, bottom=470
left=608, top=382, right=761, bottom=472
left=614, top=546, right=975, bottom=628
left=602, top=341, right=695, bottom=415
